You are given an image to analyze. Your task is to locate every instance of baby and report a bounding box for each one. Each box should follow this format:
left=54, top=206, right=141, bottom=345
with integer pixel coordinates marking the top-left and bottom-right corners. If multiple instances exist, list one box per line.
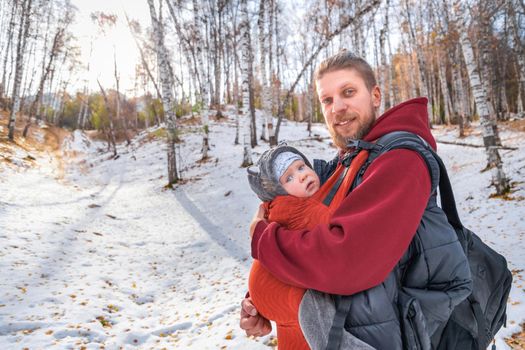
left=246, top=144, right=371, bottom=350
left=247, top=145, right=321, bottom=350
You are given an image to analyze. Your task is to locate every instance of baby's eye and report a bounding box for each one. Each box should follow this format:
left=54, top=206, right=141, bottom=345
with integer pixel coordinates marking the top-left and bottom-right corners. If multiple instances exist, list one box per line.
left=298, top=165, right=305, bottom=171
left=285, top=175, right=294, bottom=183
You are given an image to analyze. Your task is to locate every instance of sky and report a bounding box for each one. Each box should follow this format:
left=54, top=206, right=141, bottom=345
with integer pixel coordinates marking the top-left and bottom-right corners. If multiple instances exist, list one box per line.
left=70, top=0, right=152, bottom=93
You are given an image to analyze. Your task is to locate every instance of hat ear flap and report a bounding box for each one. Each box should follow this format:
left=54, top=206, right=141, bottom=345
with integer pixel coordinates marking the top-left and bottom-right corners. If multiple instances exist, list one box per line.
left=247, top=166, right=260, bottom=176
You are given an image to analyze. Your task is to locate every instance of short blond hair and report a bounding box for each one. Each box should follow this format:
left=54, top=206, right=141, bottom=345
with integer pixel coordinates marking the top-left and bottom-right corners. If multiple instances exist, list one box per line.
left=314, top=49, right=377, bottom=91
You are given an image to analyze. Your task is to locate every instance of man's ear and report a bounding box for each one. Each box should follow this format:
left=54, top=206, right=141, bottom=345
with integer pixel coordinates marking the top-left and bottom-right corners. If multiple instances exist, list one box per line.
left=372, top=86, right=381, bottom=108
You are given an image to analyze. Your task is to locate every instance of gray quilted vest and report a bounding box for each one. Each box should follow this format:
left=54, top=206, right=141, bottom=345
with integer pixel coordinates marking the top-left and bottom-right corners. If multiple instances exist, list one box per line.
left=303, top=132, right=473, bottom=350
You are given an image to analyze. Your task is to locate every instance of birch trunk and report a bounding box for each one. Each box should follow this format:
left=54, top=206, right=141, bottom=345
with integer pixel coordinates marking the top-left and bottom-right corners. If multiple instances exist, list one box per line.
left=455, top=1, right=509, bottom=195
left=147, top=0, right=179, bottom=184
left=8, top=0, right=32, bottom=140
left=452, top=44, right=467, bottom=136
left=213, top=3, right=223, bottom=109
left=382, top=0, right=393, bottom=109
left=379, top=27, right=388, bottom=113
left=516, top=62, right=524, bottom=115
left=97, top=79, right=117, bottom=156
left=1, top=0, right=18, bottom=103
left=274, top=0, right=381, bottom=144
left=258, top=0, right=268, bottom=141
left=239, top=0, right=253, bottom=167
left=401, top=32, right=418, bottom=99
left=508, top=0, right=525, bottom=116
left=24, top=26, right=64, bottom=137
left=478, top=10, right=501, bottom=145
left=385, top=0, right=395, bottom=106
left=267, top=0, right=276, bottom=146
left=78, top=40, right=92, bottom=129
left=437, top=48, right=453, bottom=124
left=114, top=50, right=130, bottom=145
left=192, top=0, right=210, bottom=159
left=403, top=0, right=431, bottom=122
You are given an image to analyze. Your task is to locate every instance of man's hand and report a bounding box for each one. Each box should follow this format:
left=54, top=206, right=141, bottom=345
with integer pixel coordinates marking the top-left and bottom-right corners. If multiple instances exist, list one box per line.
left=249, top=203, right=266, bottom=239
left=239, top=297, right=271, bottom=337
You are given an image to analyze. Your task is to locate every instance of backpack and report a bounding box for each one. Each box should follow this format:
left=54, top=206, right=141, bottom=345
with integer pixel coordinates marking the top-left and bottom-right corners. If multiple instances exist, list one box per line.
left=347, top=131, right=513, bottom=350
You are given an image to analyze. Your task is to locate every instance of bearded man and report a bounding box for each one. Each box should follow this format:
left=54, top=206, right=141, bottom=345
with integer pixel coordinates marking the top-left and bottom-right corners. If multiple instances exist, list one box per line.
left=240, top=50, right=471, bottom=350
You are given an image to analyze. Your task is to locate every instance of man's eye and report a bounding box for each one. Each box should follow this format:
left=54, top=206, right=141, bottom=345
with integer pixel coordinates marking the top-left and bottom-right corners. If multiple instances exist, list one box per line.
left=321, top=98, right=332, bottom=105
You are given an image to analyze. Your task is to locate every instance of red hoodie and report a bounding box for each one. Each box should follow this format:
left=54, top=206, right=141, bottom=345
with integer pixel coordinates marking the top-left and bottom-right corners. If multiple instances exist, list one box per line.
left=251, top=98, right=435, bottom=295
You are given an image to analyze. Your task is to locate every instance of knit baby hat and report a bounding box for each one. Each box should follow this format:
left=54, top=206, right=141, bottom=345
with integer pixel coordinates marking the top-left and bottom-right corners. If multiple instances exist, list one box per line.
left=247, top=144, right=312, bottom=202
left=273, top=152, right=303, bottom=182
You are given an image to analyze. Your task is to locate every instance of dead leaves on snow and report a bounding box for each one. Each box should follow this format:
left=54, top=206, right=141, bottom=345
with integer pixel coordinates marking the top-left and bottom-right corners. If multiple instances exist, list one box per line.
left=506, top=323, right=525, bottom=350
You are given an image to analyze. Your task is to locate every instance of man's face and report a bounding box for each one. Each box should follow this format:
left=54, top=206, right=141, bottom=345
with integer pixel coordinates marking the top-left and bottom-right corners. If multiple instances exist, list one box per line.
left=316, top=69, right=381, bottom=149
left=279, top=160, right=320, bottom=198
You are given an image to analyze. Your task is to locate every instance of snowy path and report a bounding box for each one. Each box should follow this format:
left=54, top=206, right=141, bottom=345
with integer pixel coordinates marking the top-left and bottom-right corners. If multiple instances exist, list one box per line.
left=0, top=133, right=271, bottom=349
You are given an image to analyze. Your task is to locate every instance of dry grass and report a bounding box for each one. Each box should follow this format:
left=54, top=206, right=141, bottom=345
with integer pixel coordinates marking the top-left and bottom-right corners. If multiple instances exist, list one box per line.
left=0, top=110, right=70, bottom=177
left=506, top=118, right=525, bottom=133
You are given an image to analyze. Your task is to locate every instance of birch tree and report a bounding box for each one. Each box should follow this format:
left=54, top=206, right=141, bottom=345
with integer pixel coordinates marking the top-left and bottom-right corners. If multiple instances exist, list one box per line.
left=191, top=0, right=210, bottom=159
left=402, top=0, right=432, bottom=123
left=96, top=79, right=118, bottom=156
left=8, top=0, right=33, bottom=140
left=273, top=0, right=381, bottom=144
left=0, top=0, right=18, bottom=106
left=239, top=0, right=253, bottom=167
left=508, top=0, right=525, bottom=116
left=257, top=0, right=270, bottom=141
left=454, top=0, right=509, bottom=195
left=147, top=0, right=179, bottom=184
left=23, top=3, right=72, bottom=136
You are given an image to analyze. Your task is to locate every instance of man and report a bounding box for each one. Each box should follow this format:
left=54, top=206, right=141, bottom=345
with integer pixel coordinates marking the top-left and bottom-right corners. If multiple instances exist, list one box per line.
left=241, top=51, right=471, bottom=349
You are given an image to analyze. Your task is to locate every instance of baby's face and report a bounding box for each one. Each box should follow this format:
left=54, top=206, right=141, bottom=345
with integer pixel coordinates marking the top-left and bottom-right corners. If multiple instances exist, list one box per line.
left=279, top=160, right=321, bottom=198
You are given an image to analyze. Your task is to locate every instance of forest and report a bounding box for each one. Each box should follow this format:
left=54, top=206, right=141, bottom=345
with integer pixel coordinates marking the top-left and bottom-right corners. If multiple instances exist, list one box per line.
left=1, top=0, right=525, bottom=349
left=0, top=0, right=523, bottom=193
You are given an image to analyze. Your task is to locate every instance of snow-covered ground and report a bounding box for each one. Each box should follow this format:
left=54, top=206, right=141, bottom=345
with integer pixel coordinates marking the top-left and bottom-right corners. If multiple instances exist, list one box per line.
left=1, top=109, right=524, bottom=349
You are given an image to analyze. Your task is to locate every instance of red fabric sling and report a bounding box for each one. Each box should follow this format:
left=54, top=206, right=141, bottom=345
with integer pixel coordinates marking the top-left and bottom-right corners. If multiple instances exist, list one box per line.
left=249, top=150, right=369, bottom=350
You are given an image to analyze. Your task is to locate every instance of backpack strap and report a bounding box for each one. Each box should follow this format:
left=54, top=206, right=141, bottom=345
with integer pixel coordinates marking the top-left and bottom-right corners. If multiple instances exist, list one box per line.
left=360, top=131, right=464, bottom=230
left=325, top=132, right=470, bottom=349
left=352, top=131, right=440, bottom=195
left=321, top=150, right=358, bottom=206
left=325, top=295, right=352, bottom=350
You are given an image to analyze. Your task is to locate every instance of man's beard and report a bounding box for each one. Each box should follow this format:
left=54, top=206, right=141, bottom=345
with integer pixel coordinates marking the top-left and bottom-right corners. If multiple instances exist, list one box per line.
left=328, top=107, right=376, bottom=150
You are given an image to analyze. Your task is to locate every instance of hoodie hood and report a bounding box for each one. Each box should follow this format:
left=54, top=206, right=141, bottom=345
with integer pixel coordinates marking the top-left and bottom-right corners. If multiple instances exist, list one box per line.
left=363, top=97, right=436, bottom=150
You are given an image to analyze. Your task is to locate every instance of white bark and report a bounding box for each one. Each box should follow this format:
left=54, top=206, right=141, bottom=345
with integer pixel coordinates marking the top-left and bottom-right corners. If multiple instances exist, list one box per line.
left=147, top=0, right=179, bottom=184
left=25, top=22, right=66, bottom=136
left=508, top=0, right=525, bottom=116
left=452, top=44, right=467, bottom=136
left=379, top=27, right=387, bottom=113
left=258, top=0, right=270, bottom=141
left=239, top=0, right=253, bottom=167
left=267, top=0, right=276, bottom=145
left=8, top=0, right=33, bottom=140
left=437, top=50, right=452, bottom=124
left=454, top=1, right=509, bottom=195
left=192, top=0, right=210, bottom=159
left=403, top=0, right=432, bottom=122
left=0, top=0, right=18, bottom=102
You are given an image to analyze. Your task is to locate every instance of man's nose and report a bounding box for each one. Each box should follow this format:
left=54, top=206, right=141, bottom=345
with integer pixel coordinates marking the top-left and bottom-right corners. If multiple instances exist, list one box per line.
left=332, top=97, right=347, bottom=115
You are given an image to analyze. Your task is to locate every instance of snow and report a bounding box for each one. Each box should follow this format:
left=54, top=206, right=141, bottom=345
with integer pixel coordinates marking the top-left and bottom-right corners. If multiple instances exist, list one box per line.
left=0, top=110, right=524, bottom=349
